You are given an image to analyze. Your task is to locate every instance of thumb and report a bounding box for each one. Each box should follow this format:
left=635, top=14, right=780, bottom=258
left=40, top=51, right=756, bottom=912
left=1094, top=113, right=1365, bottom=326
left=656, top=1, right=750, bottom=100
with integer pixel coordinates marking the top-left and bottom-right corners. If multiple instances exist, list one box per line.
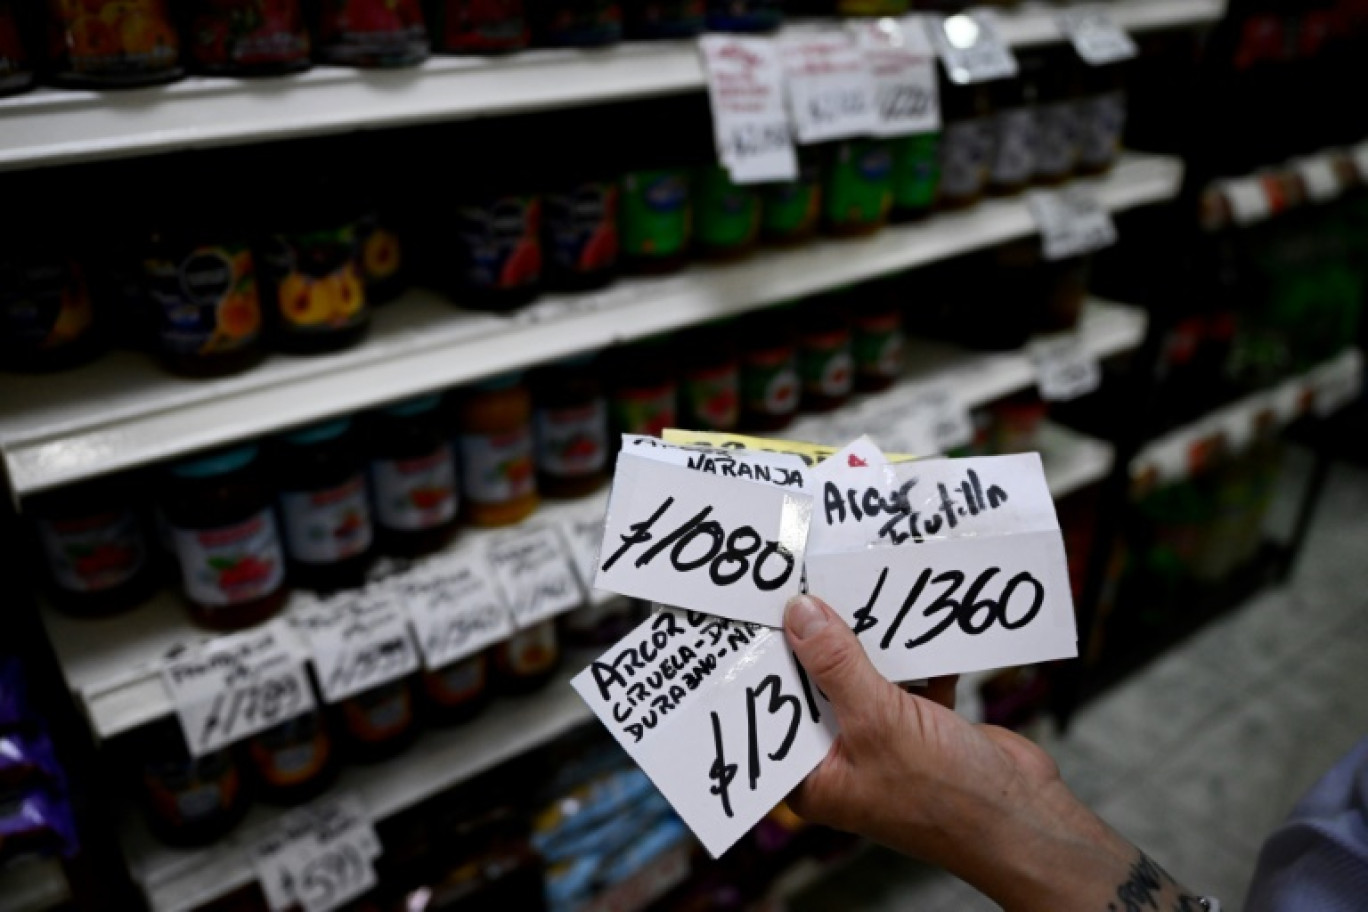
left=784, top=593, right=892, bottom=726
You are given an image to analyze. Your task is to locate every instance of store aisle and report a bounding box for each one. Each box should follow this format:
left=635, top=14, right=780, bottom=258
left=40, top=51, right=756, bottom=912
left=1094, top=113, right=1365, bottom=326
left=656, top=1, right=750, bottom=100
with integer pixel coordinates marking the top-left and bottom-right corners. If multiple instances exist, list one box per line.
left=792, top=459, right=1368, bottom=912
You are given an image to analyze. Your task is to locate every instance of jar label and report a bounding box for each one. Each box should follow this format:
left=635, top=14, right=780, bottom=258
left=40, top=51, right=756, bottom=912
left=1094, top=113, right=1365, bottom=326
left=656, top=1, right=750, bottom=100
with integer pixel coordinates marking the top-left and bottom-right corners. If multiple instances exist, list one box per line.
left=535, top=400, right=608, bottom=478
left=546, top=182, right=619, bottom=275
left=742, top=350, right=800, bottom=417
left=263, top=225, right=367, bottom=335
left=279, top=476, right=373, bottom=564
left=892, top=133, right=940, bottom=211
left=799, top=336, right=854, bottom=399
left=621, top=170, right=689, bottom=259
left=172, top=510, right=285, bottom=608
left=318, top=0, right=428, bottom=64
left=428, top=654, right=487, bottom=704
left=761, top=178, right=819, bottom=239
left=252, top=716, right=328, bottom=786
left=1034, top=102, right=1079, bottom=179
left=344, top=685, right=412, bottom=742
left=52, top=0, right=180, bottom=76
left=991, top=107, right=1038, bottom=188
left=611, top=384, right=677, bottom=438
left=459, top=428, right=535, bottom=505
left=440, top=0, right=528, bottom=50
left=696, top=169, right=761, bottom=250
left=501, top=621, right=558, bottom=677
left=37, top=510, right=146, bottom=594
left=369, top=447, right=457, bottom=532
left=825, top=141, right=893, bottom=227
left=682, top=364, right=740, bottom=430
left=939, top=117, right=994, bottom=199
left=1077, top=91, right=1126, bottom=168
left=359, top=216, right=403, bottom=289
left=0, top=258, right=94, bottom=355
left=457, top=195, right=541, bottom=291
left=145, top=243, right=262, bottom=356
left=189, top=2, right=310, bottom=68
left=538, top=0, right=623, bottom=44
left=854, top=319, right=905, bottom=380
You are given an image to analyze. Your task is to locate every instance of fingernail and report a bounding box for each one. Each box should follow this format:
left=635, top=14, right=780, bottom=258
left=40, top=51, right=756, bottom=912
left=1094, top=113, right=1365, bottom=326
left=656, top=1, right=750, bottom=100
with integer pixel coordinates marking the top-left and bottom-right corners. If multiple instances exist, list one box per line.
left=786, top=595, right=829, bottom=640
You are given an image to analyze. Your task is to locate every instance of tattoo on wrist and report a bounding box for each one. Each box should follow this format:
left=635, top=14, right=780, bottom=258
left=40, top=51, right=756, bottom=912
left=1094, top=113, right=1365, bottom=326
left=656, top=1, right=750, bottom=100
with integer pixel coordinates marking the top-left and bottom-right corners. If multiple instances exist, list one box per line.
left=1108, top=852, right=1206, bottom=912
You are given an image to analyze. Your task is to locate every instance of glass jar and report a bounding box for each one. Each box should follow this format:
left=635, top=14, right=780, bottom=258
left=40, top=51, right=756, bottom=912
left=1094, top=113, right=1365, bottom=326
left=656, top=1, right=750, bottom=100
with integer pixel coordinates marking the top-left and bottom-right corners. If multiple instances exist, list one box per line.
left=891, top=133, right=940, bottom=222
left=455, top=375, right=538, bottom=527
left=605, top=340, right=678, bottom=443
left=451, top=124, right=543, bottom=310
left=0, top=2, right=34, bottom=96
left=430, top=0, right=528, bottom=52
left=937, top=78, right=995, bottom=209
left=704, top=0, right=782, bottom=33
left=420, top=652, right=490, bottom=725
left=739, top=312, right=800, bottom=431
left=164, top=445, right=289, bottom=632
left=626, top=0, right=703, bottom=39
left=315, top=0, right=429, bottom=67
left=852, top=294, right=904, bottom=392
left=531, top=356, right=609, bottom=499
left=366, top=396, right=460, bottom=559
left=988, top=73, right=1037, bottom=196
left=761, top=149, right=822, bottom=244
left=274, top=418, right=375, bottom=592
left=1076, top=62, right=1127, bottom=174
left=31, top=479, right=155, bottom=617
left=131, top=719, right=249, bottom=848
left=677, top=324, right=740, bottom=432
left=187, top=0, right=311, bottom=76
left=620, top=166, right=691, bottom=275
left=796, top=299, right=854, bottom=413
left=1030, top=49, right=1079, bottom=185
left=357, top=207, right=407, bottom=305
left=494, top=620, right=560, bottom=693
left=244, top=708, right=337, bottom=806
left=694, top=165, right=761, bottom=260
left=823, top=139, right=894, bottom=237
left=533, top=0, right=622, bottom=46
left=335, top=678, right=419, bottom=763
left=45, top=0, right=182, bottom=88
left=543, top=116, right=619, bottom=292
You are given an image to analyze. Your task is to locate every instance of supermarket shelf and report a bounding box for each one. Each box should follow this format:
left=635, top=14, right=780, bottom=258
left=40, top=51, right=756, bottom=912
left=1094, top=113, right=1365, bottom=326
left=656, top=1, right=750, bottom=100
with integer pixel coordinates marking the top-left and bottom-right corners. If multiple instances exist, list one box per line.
left=121, top=660, right=596, bottom=912
left=1208, top=142, right=1368, bottom=227
left=0, top=1, right=1223, bottom=173
left=1131, top=348, right=1364, bottom=487
left=0, top=153, right=1177, bottom=503
left=1037, top=421, right=1115, bottom=499
left=0, top=856, right=71, bottom=912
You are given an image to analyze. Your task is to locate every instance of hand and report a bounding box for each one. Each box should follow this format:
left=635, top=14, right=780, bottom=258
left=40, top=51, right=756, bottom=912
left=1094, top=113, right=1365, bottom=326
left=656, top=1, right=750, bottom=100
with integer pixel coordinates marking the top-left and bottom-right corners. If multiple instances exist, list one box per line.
left=783, top=593, right=1205, bottom=912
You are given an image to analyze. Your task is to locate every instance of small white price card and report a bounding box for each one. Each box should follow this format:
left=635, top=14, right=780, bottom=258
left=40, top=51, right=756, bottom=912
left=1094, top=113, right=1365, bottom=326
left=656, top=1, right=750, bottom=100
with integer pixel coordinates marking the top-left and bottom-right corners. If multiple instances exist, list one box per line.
left=779, top=31, right=879, bottom=144
left=853, top=15, right=939, bottom=136
left=595, top=452, right=812, bottom=628
left=1312, top=349, right=1363, bottom=417
left=486, top=524, right=582, bottom=627
left=929, top=10, right=1018, bottom=85
left=395, top=548, right=514, bottom=670
left=253, top=793, right=381, bottom=912
left=292, top=587, right=420, bottom=703
left=890, top=381, right=974, bottom=456
left=1026, top=186, right=1118, bottom=261
left=699, top=35, right=798, bottom=184
left=1218, top=176, right=1271, bottom=225
left=1030, top=332, right=1102, bottom=402
left=162, top=621, right=315, bottom=757
left=555, top=497, right=617, bottom=606
left=1057, top=6, right=1138, bottom=66
left=1294, top=155, right=1341, bottom=203
left=571, top=607, right=836, bottom=858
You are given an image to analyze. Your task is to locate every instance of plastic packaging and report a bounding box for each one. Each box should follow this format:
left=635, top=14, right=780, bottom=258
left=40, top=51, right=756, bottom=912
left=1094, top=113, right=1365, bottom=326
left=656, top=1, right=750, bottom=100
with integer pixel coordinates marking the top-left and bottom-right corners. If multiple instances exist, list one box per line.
left=456, top=374, right=539, bottom=527
left=0, top=732, right=64, bottom=792
left=0, top=789, right=79, bottom=862
left=366, top=396, right=459, bottom=558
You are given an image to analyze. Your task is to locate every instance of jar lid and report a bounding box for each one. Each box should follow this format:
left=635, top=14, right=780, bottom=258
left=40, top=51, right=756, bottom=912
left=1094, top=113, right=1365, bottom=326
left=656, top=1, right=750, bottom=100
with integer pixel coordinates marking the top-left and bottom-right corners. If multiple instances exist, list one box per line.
left=282, top=418, right=352, bottom=446
left=383, top=394, right=442, bottom=418
left=172, top=445, right=260, bottom=479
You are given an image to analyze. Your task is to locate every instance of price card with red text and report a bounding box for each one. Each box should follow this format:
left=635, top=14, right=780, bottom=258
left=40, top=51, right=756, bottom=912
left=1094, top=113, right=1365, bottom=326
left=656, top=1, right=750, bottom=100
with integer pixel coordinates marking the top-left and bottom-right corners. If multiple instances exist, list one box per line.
left=853, top=16, right=939, bottom=136
left=700, top=35, right=798, bottom=183
left=780, top=30, right=879, bottom=144
left=572, top=607, right=836, bottom=858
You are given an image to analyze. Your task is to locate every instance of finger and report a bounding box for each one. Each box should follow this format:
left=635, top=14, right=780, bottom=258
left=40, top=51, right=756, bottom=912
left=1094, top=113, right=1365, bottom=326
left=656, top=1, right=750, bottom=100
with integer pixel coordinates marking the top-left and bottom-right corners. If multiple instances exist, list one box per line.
left=784, top=593, right=892, bottom=726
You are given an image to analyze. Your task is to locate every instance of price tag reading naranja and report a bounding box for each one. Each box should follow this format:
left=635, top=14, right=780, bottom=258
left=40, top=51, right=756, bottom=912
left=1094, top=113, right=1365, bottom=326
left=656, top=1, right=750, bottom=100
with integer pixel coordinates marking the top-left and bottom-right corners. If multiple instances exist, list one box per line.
left=854, top=15, right=940, bottom=137
left=161, top=621, right=315, bottom=757
left=395, top=549, right=514, bottom=671
left=929, top=10, right=1018, bottom=85
left=699, top=35, right=798, bottom=184
left=1030, top=332, right=1102, bottom=402
left=1057, top=5, right=1138, bottom=66
left=292, top=587, right=420, bottom=703
left=485, top=524, right=582, bottom=628
left=1027, top=186, right=1117, bottom=261
left=571, top=607, right=836, bottom=858
left=779, top=31, right=879, bottom=145
left=253, top=793, right=381, bottom=912
left=595, top=452, right=812, bottom=628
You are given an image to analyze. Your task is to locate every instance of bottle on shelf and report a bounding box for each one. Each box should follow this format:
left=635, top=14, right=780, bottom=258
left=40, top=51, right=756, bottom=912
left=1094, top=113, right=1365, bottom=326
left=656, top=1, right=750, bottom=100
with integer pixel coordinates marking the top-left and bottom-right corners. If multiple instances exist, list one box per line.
left=429, top=0, right=530, bottom=53
left=543, top=111, right=620, bottom=293
left=162, top=445, right=290, bottom=632
left=823, top=139, right=895, bottom=237
left=988, top=68, right=1038, bottom=196
left=677, top=323, right=741, bottom=432
left=420, top=652, right=491, bottom=725
left=127, top=718, right=250, bottom=847
left=761, top=148, right=823, bottom=244
left=693, top=163, right=763, bottom=260
left=605, top=339, right=678, bottom=443
left=45, top=0, right=182, bottom=88
left=738, top=310, right=801, bottom=431
left=315, top=0, right=430, bottom=68
left=455, top=374, right=539, bottom=527
left=619, top=102, right=693, bottom=275
left=1075, top=57, right=1128, bottom=175
left=333, top=677, right=420, bottom=763
left=365, top=396, right=460, bottom=559
left=531, top=356, right=610, bottom=498
left=890, top=132, right=941, bottom=222
left=936, top=76, right=995, bottom=209
left=493, top=620, right=561, bottom=693
left=243, top=707, right=338, bottom=806
left=532, top=0, right=624, bottom=46
left=186, top=0, right=312, bottom=76
left=796, top=297, right=855, bottom=412
left=850, top=289, right=905, bottom=393
left=1031, top=49, right=1081, bottom=186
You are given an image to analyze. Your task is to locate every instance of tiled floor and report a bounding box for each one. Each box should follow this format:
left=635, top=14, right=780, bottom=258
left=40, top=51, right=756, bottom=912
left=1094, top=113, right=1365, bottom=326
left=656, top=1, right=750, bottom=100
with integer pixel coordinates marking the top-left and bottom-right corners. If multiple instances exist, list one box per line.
left=792, top=456, right=1368, bottom=912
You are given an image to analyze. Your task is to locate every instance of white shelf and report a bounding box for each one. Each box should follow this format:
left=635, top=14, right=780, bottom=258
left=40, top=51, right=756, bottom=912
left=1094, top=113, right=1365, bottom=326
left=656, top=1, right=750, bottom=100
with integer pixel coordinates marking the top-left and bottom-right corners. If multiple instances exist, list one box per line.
left=0, top=857, right=70, bottom=912
left=0, top=0, right=1224, bottom=173
left=1038, top=420, right=1116, bottom=499
left=0, top=153, right=1178, bottom=503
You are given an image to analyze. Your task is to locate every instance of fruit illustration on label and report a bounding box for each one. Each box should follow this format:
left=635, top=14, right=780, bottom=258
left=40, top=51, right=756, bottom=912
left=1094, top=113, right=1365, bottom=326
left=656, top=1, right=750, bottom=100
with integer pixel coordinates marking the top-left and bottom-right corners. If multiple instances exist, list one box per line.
left=764, top=369, right=799, bottom=413
left=408, top=486, right=451, bottom=510
left=278, top=264, right=364, bottom=327
left=581, top=222, right=618, bottom=272
left=502, top=456, right=533, bottom=485
left=501, top=239, right=542, bottom=288
left=70, top=542, right=138, bottom=579
left=362, top=227, right=401, bottom=280
left=686, top=368, right=739, bottom=429
left=209, top=554, right=274, bottom=591
left=820, top=352, right=853, bottom=395
left=334, top=510, right=364, bottom=540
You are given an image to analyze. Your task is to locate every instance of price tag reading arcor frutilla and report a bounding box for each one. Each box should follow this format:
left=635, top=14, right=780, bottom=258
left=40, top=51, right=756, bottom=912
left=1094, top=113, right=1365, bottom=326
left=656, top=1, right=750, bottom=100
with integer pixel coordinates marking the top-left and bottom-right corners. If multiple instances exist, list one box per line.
left=395, top=548, right=515, bottom=670
left=571, top=607, right=836, bottom=858
left=292, top=587, right=420, bottom=703
left=805, top=453, right=1078, bottom=682
left=595, top=452, right=812, bottom=628
left=162, top=621, right=315, bottom=757
left=485, top=524, right=581, bottom=627
left=699, top=35, right=798, bottom=184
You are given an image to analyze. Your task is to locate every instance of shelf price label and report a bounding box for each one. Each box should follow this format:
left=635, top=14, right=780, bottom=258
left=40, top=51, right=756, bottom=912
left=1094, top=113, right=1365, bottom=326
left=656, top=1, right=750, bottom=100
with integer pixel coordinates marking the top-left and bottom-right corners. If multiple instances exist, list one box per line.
left=1294, top=155, right=1341, bottom=203
left=1217, top=176, right=1272, bottom=225
left=162, top=621, right=315, bottom=757
left=253, top=793, right=381, bottom=912
left=853, top=15, right=940, bottom=136
left=1057, top=5, right=1137, bottom=66
left=292, top=587, right=420, bottom=703
left=1311, top=349, right=1363, bottom=416
left=395, top=548, right=514, bottom=670
left=884, top=381, right=973, bottom=456
left=779, top=31, right=879, bottom=144
left=1030, top=332, right=1102, bottom=402
left=595, top=452, right=812, bottom=628
left=929, top=10, right=1018, bottom=85
left=1027, top=186, right=1117, bottom=261
left=556, top=499, right=618, bottom=606
left=699, top=35, right=798, bottom=184
left=571, top=607, right=836, bottom=858
left=486, top=524, right=582, bottom=628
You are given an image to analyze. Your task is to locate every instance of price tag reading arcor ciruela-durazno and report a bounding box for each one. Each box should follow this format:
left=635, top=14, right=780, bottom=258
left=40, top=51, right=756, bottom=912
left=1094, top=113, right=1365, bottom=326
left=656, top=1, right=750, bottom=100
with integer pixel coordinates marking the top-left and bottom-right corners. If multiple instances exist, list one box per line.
left=805, top=452, right=1078, bottom=683
left=594, top=451, right=813, bottom=628
left=572, top=606, right=836, bottom=859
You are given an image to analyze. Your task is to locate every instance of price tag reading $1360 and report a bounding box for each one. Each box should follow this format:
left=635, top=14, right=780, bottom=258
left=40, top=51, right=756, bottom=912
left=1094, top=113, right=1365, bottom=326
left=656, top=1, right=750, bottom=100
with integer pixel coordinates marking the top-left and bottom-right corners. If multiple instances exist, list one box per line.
left=699, top=35, right=798, bottom=184
left=292, top=586, right=421, bottom=703
left=253, top=793, right=381, bottom=912
left=571, top=607, right=836, bottom=858
left=161, top=620, right=315, bottom=757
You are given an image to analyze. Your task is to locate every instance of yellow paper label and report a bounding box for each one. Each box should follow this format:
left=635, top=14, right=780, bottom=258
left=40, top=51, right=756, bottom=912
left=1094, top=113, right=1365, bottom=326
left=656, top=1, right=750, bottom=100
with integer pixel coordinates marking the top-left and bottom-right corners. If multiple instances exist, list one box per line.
left=660, top=429, right=918, bottom=466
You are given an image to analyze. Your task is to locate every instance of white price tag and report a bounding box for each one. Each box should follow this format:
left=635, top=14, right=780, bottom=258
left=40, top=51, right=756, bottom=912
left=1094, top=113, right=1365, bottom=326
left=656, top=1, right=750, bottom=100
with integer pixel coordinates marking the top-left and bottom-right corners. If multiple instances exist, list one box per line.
left=1218, top=176, right=1271, bottom=225
left=1294, top=156, right=1341, bottom=203
left=556, top=499, right=617, bottom=606
left=1027, top=186, right=1118, bottom=261
left=852, top=16, right=939, bottom=136
left=699, top=35, right=798, bottom=184
left=254, top=794, right=381, bottom=912
left=1058, top=6, right=1138, bottom=66
left=894, top=382, right=974, bottom=455
left=1312, top=349, right=1363, bottom=416
left=396, top=549, right=515, bottom=670
left=594, top=452, right=812, bottom=628
left=1030, top=333, right=1102, bottom=402
left=1353, top=143, right=1368, bottom=184
left=929, top=10, right=1018, bottom=85
left=486, top=524, right=582, bottom=627
left=292, top=587, right=420, bottom=703
left=161, top=622, right=315, bottom=757
left=779, top=31, right=879, bottom=145
left=571, top=608, right=835, bottom=858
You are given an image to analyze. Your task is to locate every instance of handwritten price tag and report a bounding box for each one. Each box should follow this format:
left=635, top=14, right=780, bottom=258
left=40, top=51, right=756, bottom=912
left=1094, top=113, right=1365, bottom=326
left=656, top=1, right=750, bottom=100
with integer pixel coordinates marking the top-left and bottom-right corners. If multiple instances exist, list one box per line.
left=1057, top=6, right=1138, bottom=66
left=486, top=524, right=582, bottom=627
left=779, top=31, right=879, bottom=144
left=292, top=587, right=420, bottom=703
left=886, top=381, right=973, bottom=456
left=1030, top=332, right=1102, bottom=402
left=572, top=607, right=835, bottom=858
left=1312, top=349, right=1363, bottom=417
left=1027, top=186, right=1117, bottom=261
left=254, top=793, right=381, bottom=912
left=395, top=549, right=514, bottom=670
left=930, top=10, right=1018, bottom=85
left=162, top=622, right=315, bottom=757
left=852, top=15, right=940, bottom=137
left=699, top=35, right=798, bottom=184
left=554, top=498, right=618, bottom=606
left=1295, top=156, right=1341, bottom=203
left=595, top=452, right=812, bottom=627
left=1218, top=176, right=1271, bottom=225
